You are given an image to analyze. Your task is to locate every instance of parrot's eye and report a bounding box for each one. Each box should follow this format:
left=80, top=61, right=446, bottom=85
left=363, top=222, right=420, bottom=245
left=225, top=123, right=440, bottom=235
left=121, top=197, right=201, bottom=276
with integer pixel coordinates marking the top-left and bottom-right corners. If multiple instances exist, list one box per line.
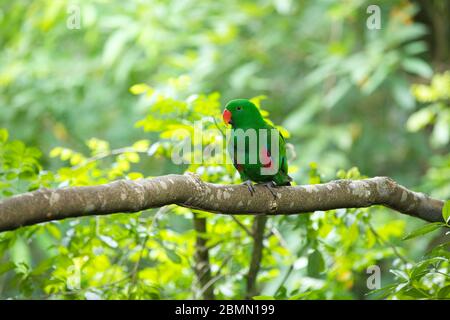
left=236, top=106, right=242, bottom=111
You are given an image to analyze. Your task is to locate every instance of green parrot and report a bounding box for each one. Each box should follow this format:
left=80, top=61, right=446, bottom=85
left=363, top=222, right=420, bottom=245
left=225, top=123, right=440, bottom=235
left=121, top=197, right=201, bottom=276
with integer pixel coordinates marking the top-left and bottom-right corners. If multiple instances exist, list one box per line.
left=222, top=99, right=292, bottom=197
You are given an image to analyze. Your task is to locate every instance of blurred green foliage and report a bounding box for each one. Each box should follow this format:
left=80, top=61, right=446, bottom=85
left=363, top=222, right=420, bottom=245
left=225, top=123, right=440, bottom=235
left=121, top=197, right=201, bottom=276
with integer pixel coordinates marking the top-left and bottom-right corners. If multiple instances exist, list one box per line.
left=0, top=0, right=449, bottom=299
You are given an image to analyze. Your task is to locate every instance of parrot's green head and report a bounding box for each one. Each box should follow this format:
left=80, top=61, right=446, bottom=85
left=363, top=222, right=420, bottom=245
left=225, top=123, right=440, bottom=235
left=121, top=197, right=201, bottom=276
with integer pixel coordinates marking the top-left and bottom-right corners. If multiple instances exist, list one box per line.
left=223, top=99, right=265, bottom=128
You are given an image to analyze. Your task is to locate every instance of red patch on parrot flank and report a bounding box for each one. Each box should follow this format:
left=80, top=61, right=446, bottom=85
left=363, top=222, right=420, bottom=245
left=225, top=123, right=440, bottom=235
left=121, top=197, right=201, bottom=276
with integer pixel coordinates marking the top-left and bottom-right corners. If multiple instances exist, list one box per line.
left=236, top=164, right=244, bottom=172
left=263, top=161, right=274, bottom=169
left=260, top=147, right=273, bottom=168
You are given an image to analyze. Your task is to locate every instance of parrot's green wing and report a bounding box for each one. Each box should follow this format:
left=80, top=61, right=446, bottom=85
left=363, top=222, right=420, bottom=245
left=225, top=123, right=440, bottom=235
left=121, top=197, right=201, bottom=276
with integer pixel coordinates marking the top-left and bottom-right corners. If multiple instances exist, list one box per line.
left=279, top=132, right=290, bottom=177
left=260, top=123, right=292, bottom=185
left=274, top=131, right=292, bottom=185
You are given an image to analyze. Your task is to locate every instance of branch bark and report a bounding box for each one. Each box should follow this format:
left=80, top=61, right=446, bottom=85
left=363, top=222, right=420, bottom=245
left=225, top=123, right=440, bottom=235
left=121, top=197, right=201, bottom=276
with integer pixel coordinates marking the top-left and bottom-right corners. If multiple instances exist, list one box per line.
left=0, top=174, right=445, bottom=232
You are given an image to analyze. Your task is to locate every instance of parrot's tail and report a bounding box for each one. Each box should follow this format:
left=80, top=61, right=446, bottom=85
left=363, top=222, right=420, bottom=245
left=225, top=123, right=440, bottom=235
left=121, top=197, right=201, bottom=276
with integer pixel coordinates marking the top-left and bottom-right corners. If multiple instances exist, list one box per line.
left=287, top=174, right=293, bottom=186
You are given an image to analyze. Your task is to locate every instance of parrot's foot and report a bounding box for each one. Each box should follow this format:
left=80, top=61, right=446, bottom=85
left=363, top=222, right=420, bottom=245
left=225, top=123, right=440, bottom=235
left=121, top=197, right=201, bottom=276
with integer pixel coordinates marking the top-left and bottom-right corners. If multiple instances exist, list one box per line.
left=258, top=181, right=278, bottom=200
left=242, top=180, right=256, bottom=196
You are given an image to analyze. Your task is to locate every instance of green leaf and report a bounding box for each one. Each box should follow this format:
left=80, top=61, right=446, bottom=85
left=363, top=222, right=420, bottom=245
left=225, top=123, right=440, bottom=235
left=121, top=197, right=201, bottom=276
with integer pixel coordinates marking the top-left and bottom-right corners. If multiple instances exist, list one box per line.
left=288, top=292, right=311, bottom=300
left=0, top=261, right=15, bottom=275
left=366, top=284, right=397, bottom=298
left=324, top=81, right=351, bottom=108
left=307, top=249, right=325, bottom=277
left=390, top=269, right=409, bottom=281
left=99, top=235, right=118, bottom=248
left=123, top=152, right=140, bottom=163
left=403, top=41, right=428, bottom=55
left=102, top=30, right=133, bottom=66
left=431, top=116, right=450, bottom=147
left=275, top=286, right=287, bottom=299
left=401, top=58, right=433, bottom=78
left=443, top=200, right=450, bottom=224
left=402, top=222, right=446, bottom=240
left=392, top=78, right=415, bottom=109
left=410, top=257, right=447, bottom=280
left=406, top=108, right=434, bottom=132
left=252, top=295, right=276, bottom=300
left=132, top=139, right=150, bottom=151
left=45, top=224, right=61, bottom=240
left=130, top=83, right=152, bottom=95
left=49, top=147, right=62, bottom=158
left=164, top=248, right=182, bottom=264
left=0, top=128, right=8, bottom=143
left=437, top=285, right=450, bottom=299
left=402, top=287, right=429, bottom=299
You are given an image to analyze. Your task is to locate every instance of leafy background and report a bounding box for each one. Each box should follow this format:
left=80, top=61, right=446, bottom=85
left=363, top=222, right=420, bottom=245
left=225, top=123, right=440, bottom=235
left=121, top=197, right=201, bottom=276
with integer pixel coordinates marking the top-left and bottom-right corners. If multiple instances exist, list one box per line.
left=0, top=0, right=448, bottom=299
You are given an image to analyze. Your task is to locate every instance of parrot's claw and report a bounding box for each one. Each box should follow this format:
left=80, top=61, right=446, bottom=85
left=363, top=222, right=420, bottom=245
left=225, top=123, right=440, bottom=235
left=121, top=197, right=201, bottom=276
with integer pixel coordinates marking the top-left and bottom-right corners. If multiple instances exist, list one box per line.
left=243, top=180, right=256, bottom=196
left=260, top=181, right=278, bottom=200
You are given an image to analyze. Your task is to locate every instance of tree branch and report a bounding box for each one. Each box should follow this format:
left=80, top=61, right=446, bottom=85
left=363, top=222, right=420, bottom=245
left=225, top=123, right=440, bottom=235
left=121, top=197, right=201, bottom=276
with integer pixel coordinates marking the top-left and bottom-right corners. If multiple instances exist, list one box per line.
left=0, top=174, right=445, bottom=233
left=246, top=215, right=268, bottom=299
left=193, top=213, right=215, bottom=300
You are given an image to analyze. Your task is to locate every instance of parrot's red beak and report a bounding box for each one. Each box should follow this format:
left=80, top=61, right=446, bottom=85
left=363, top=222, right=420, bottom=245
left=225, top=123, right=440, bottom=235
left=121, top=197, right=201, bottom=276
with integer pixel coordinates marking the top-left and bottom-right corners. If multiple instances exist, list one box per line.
left=222, top=109, right=232, bottom=125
